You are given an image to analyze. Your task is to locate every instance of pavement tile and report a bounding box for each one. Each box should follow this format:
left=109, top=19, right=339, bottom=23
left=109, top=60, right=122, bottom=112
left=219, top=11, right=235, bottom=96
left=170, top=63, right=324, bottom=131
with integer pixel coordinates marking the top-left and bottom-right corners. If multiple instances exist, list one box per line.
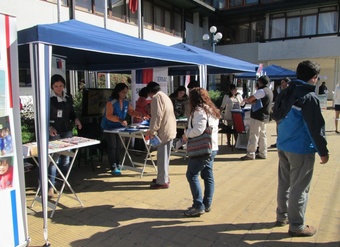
left=25, top=104, right=340, bottom=246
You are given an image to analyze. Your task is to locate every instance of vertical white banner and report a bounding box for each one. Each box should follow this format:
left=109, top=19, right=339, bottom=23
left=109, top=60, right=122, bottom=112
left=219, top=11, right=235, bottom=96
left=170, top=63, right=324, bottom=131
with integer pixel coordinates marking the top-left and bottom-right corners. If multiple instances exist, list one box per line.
left=0, top=13, right=29, bottom=247
left=153, top=67, right=169, bottom=94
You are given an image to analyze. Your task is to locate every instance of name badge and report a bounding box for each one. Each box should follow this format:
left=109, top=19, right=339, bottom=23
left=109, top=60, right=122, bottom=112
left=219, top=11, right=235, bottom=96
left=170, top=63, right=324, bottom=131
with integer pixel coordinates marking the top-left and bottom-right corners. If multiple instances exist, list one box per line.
left=57, top=110, right=63, bottom=118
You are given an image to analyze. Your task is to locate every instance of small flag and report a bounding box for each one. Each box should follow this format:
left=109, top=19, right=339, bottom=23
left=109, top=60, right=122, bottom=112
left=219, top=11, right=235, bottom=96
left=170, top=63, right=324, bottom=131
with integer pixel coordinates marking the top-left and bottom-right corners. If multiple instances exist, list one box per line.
left=56, top=58, right=63, bottom=69
left=129, top=0, right=138, bottom=14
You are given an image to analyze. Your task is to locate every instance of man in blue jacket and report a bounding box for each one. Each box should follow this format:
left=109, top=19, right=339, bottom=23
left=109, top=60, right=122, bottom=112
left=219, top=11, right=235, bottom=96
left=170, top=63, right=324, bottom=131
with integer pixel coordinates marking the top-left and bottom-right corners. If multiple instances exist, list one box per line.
left=272, top=60, right=329, bottom=237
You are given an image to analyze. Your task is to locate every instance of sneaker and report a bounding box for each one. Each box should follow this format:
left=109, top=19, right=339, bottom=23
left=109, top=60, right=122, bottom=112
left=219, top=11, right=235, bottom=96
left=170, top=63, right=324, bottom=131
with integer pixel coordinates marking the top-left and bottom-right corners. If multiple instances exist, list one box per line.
left=187, top=206, right=211, bottom=213
left=184, top=207, right=205, bottom=217
left=150, top=183, right=169, bottom=189
left=288, top=225, right=316, bottom=237
left=275, top=219, right=289, bottom=227
left=256, top=154, right=266, bottom=159
left=240, top=155, right=255, bottom=161
left=111, top=167, right=121, bottom=176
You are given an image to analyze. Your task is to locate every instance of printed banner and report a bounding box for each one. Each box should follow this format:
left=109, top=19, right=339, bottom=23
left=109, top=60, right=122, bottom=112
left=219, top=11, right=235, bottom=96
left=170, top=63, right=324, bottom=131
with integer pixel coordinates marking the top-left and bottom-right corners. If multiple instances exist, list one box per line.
left=0, top=14, right=29, bottom=247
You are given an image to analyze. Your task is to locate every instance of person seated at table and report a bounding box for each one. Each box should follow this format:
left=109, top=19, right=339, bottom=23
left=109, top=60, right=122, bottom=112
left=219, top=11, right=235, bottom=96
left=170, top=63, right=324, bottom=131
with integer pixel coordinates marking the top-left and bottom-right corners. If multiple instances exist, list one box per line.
left=133, top=86, right=151, bottom=152
left=170, top=86, right=189, bottom=139
left=101, top=83, right=145, bottom=175
left=170, top=86, right=188, bottom=119
left=220, top=84, right=244, bottom=146
left=48, top=74, right=82, bottom=198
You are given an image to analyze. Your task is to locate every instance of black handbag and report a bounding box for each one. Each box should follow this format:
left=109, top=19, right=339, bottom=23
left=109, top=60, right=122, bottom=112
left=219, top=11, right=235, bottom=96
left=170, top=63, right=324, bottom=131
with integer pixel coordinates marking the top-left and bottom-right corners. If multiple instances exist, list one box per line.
left=187, top=117, right=212, bottom=158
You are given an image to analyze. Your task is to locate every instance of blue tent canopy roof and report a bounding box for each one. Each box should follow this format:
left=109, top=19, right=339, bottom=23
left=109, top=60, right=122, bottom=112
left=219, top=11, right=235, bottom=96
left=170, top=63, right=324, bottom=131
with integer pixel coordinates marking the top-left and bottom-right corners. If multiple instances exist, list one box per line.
left=169, top=43, right=257, bottom=75
left=235, top=64, right=296, bottom=80
left=18, top=20, right=204, bottom=71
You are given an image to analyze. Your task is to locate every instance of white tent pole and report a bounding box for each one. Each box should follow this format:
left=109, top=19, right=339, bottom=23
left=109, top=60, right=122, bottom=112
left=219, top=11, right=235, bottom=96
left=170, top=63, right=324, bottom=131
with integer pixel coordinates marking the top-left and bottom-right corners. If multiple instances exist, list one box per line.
left=29, top=42, right=51, bottom=247
left=57, top=0, right=61, bottom=22
left=138, top=0, right=143, bottom=39
left=199, top=64, right=207, bottom=89
left=103, top=1, right=111, bottom=89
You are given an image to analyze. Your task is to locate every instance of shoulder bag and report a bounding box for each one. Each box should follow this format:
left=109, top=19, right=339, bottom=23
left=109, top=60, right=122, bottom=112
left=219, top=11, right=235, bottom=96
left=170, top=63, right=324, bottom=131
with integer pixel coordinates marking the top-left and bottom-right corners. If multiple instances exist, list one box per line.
left=186, top=115, right=212, bottom=158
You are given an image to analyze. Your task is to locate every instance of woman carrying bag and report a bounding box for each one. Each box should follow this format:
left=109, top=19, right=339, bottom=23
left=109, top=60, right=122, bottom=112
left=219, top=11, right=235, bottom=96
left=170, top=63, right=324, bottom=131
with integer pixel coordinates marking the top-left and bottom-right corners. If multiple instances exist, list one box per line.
left=182, top=88, right=220, bottom=217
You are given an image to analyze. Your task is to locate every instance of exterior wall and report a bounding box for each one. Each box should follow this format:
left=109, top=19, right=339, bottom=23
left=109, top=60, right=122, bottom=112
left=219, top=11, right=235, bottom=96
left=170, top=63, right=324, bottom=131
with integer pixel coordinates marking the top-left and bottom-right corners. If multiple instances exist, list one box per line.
left=216, top=43, right=259, bottom=64
left=0, top=0, right=182, bottom=45
left=216, top=36, right=340, bottom=100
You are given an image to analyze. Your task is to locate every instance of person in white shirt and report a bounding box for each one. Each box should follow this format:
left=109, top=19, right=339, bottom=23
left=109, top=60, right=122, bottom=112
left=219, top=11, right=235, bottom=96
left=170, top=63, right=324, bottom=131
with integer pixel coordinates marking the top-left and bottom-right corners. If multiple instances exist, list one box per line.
left=182, top=88, right=220, bottom=217
left=220, top=84, right=244, bottom=146
left=334, top=83, right=340, bottom=133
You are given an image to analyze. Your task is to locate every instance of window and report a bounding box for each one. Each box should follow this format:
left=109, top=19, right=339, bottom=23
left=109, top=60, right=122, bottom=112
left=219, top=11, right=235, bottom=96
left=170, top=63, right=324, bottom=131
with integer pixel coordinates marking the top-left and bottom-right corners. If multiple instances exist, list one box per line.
left=229, top=0, right=243, bottom=7
left=302, top=15, right=316, bottom=36
left=246, top=0, right=258, bottom=5
left=143, top=0, right=153, bottom=29
left=270, top=6, right=338, bottom=39
left=94, top=0, right=106, bottom=15
left=126, top=0, right=138, bottom=24
left=270, top=18, right=285, bottom=39
left=318, top=12, right=338, bottom=34
left=174, top=12, right=182, bottom=36
left=213, top=0, right=226, bottom=9
left=164, top=10, right=171, bottom=33
left=154, top=6, right=163, bottom=31
left=286, top=17, right=300, bottom=37
left=75, top=0, right=92, bottom=13
left=111, top=0, right=125, bottom=20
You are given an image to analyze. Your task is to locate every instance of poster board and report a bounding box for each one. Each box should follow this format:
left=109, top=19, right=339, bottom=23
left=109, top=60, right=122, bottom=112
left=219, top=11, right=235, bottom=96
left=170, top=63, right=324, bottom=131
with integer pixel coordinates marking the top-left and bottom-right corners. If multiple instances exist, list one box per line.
left=82, top=88, right=113, bottom=117
left=0, top=13, right=29, bottom=247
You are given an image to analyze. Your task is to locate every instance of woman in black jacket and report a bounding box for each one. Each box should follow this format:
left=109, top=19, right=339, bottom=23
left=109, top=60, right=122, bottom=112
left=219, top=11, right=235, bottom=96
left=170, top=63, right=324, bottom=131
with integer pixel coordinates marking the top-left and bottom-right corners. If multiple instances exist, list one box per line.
left=48, top=74, right=82, bottom=197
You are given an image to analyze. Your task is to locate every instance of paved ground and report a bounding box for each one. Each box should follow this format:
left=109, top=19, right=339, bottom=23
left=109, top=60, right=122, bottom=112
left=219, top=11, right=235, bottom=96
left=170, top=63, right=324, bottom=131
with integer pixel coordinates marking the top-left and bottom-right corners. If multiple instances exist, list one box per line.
left=25, top=104, right=340, bottom=247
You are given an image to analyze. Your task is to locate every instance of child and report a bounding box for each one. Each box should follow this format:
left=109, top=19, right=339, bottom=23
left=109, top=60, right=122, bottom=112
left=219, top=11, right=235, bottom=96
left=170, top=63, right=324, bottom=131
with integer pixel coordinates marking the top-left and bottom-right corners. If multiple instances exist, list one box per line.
left=0, top=158, right=13, bottom=189
left=2, top=127, right=13, bottom=155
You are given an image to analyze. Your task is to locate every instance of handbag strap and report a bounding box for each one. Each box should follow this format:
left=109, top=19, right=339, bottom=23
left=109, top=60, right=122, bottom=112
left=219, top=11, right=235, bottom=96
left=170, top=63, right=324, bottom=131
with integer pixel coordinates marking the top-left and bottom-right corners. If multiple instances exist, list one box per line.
left=190, top=109, right=209, bottom=129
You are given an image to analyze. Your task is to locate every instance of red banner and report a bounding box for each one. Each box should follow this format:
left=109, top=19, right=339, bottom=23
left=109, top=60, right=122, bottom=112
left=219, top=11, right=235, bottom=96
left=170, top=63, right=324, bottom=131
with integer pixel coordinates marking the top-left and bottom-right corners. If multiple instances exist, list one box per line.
left=129, top=0, right=138, bottom=13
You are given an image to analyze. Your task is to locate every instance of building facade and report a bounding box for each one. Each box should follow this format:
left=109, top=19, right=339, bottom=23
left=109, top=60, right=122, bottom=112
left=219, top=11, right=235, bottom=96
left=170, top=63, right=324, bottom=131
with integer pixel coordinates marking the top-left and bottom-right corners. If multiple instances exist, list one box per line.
left=1, top=0, right=339, bottom=99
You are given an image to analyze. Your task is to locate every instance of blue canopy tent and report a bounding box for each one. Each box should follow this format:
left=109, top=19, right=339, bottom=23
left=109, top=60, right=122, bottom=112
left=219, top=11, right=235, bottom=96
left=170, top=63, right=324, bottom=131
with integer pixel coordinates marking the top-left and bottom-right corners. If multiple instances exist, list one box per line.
left=18, top=19, right=207, bottom=246
left=169, top=43, right=257, bottom=75
left=234, top=64, right=296, bottom=80
left=18, top=20, right=204, bottom=71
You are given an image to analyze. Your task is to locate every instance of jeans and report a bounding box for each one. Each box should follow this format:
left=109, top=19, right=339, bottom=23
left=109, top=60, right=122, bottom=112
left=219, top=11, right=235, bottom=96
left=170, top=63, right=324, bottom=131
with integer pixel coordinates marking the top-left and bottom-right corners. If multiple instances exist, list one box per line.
left=186, top=150, right=217, bottom=211
left=276, top=150, right=315, bottom=232
left=105, top=132, right=121, bottom=169
left=48, top=131, right=73, bottom=188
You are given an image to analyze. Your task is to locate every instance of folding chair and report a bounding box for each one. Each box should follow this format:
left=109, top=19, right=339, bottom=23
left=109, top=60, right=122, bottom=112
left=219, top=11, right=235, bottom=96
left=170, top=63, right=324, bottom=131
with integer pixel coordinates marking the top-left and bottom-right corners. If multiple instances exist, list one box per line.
left=231, top=111, right=247, bottom=134
left=231, top=110, right=248, bottom=149
left=218, top=119, right=235, bottom=150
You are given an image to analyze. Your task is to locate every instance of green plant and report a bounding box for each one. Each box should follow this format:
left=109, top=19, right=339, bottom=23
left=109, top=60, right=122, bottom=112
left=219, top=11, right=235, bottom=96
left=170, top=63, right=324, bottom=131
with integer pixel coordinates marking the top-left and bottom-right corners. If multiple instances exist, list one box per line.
left=208, top=90, right=223, bottom=108
left=20, top=97, right=36, bottom=143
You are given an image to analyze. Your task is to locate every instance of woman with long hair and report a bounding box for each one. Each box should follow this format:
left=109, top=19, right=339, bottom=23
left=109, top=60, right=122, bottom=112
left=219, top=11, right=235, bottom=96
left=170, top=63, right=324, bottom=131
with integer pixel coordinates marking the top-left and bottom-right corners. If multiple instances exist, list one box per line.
left=101, top=83, right=144, bottom=175
left=182, top=88, right=220, bottom=217
left=169, top=85, right=189, bottom=119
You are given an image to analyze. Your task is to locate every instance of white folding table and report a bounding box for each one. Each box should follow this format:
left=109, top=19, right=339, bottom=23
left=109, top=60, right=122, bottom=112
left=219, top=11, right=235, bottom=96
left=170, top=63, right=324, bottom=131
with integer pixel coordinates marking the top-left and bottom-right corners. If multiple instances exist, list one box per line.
left=104, top=128, right=157, bottom=177
left=24, top=137, right=100, bottom=218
